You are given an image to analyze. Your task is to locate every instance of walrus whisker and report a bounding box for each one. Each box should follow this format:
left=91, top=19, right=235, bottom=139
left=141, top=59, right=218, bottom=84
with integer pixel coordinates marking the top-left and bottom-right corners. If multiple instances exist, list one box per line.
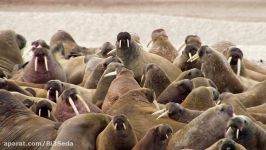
left=156, top=111, right=168, bottom=119
left=77, top=95, right=91, bottom=113
left=38, top=109, right=41, bottom=117
left=237, top=59, right=241, bottom=76
left=104, top=71, right=117, bottom=77
left=68, top=97, right=80, bottom=115
left=227, top=56, right=232, bottom=64
left=48, top=110, right=51, bottom=118
left=127, top=39, right=130, bottom=48
left=119, top=40, right=122, bottom=48
left=152, top=108, right=166, bottom=115
left=123, top=123, right=127, bottom=130
left=34, top=57, right=38, bottom=72
left=236, top=128, right=240, bottom=139
left=44, top=56, right=49, bottom=71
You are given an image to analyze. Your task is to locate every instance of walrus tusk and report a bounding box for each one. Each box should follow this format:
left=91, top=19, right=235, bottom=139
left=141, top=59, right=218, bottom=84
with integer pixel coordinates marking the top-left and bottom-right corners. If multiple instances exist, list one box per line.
left=77, top=95, right=91, bottom=113
left=114, top=123, right=118, bottom=130
left=127, top=39, right=130, bottom=48
left=44, top=56, right=49, bottom=71
left=166, top=134, right=168, bottom=139
left=236, top=128, right=240, bottom=139
left=216, top=100, right=221, bottom=105
left=55, top=90, right=59, bottom=102
left=188, top=53, right=192, bottom=59
left=47, top=89, right=50, bottom=99
left=34, top=57, right=38, bottom=72
left=68, top=97, right=80, bottom=116
left=104, top=71, right=117, bottom=77
left=47, top=110, right=51, bottom=118
left=227, top=56, right=232, bottom=64
left=140, top=74, right=145, bottom=83
left=38, top=109, right=41, bottom=117
left=146, top=40, right=152, bottom=48
left=226, top=127, right=232, bottom=135
left=156, top=111, right=169, bottom=120
left=187, top=53, right=199, bottom=62
left=119, top=40, right=122, bottom=48
left=237, top=59, right=241, bottom=76
left=153, top=100, right=160, bottom=110
left=152, top=108, right=166, bottom=115
left=123, top=123, right=127, bottom=130
left=107, top=49, right=116, bottom=55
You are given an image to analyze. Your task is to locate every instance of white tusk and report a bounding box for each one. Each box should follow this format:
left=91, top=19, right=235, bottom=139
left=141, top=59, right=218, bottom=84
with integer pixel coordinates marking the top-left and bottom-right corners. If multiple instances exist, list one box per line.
left=107, top=49, right=116, bottom=55
left=123, top=123, right=127, bottom=130
left=152, top=108, right=166, bottom=115
left=55, top=90, right=59, bottom=102
left=119, top=40, right=121, bottom=48
left=140, top=74, right=145, bottom=83
left=188, top=53, right=192, bottom=59
left=38, top=109, right=41, bottom=117
left=44, top=56, right=49, bottom=71
left=153, top=100, right=160, bottom=110
left=68, top=97, right=80, bottom=116
left=46, top=89, right=50, bottom=99
left=187, top=53, right=199, bottom=62
left=237, top=59, right=241, bottom=76
left=104, top=71, right=117, bottom=77
left=226, top=127, right=232, bottom=135
left=146, top=40, right=152, bottom=48
left=48, top=110, right=51, bottom=118
left=127, top=39, right=130, bottom=48
left=114, top=123, right=118, bottom=130
left=228, top=56, right=232, bottom=64
left=236, top=129, right=240, bottom=139
left=233, top=113, right=236, bottom=117
left=34, top=57, right=38, bottom=72
left=77, top=95, right=91, bottom=113
left=216, top=100, right=221, bottom=105
left=166, top=134, right=168, bottom=139
left=156, top=111, right=169, bottom=120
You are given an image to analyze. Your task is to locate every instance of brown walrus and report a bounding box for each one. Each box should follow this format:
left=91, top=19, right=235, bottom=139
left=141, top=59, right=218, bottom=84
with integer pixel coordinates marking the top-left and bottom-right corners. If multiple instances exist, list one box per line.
left=188, top=45, right=245, bottom=93
left=0, top=78, right=33, bottom=96
left=132, top=124, right=173, bottom=150
left=30, top=99, right=58, bottom=122
left=51, top=113, right=112, bottom=150
left=0, top=30, right=26, bottom=77
left=115, top=32, right=181, bottom=82
left=206, top=138, right=247, bottom=150
left=107, top=88, right=185, bottom=140
left=148, top=28, right=178, bottom=62
left=102, top=67, right=141, bottom=112
left=176, top=34, right=202, bottom=55
left=168, top=104, right=234, bottom=150
left=142, top=63, right=171, bottom=97
left=18, top=41, right=67, bottom=84
left=96, top=114, right=137, bottom=150
left=0, top=90, right=58, bottom=150
left=247, top=103, right=266, bottom=114
left=225, top=115, right=266, bottom=150
left=54, top=88, right=101, bottom=122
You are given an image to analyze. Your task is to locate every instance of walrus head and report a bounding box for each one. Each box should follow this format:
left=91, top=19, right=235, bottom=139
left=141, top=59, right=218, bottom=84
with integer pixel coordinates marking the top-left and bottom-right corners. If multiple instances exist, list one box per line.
left=153, top=124, right=173, bottom=143
left=185, top=35, right=201, bottom=49
left=227, top=47, right=243, bottom=76
left=151, top=28, right=168, bottom=41
left=177, top=68, right=204, bottom=81
left=112, top=114, right=128, bottom=131
left=162, top=102, right=184, bottom=121
left=172, top=79, right=193, bottom=103
left=183, top=44, right=198, bottom=60
left=117, top=32, right=132, bottom=49
left=22, top=99, right=34, bottom=108
left=32, top=100, right=53, bottom=119
left=45, top=80, right=64, bottom=103
left=100, top=42, right=115, bottom=57
left=225, top=115, right=250, bottom=140
left=215, top=138, right=239, bottom=150
left=32, top=46, right=50, bottom=72
left=31, top=39, right=50, bottom=50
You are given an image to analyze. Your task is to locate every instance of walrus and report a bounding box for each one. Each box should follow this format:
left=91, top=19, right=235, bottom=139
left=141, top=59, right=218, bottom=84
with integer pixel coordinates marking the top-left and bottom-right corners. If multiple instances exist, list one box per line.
left=83, top=56, right=121, bottom=89
left=132, top=124, right=173, bottom=150
left=45, top=80, right=64, bottom=103
left=142, top=63, right=171, bottom=97
left=92, top=62, right=124, bottom=107
left=0, top=78, right=33, bottom=96
left=0, top=30, right=26, bottom=77
left=153, top=102, right=202, bottom=123
left=176, top=34, right=202, bottom=55
left=102, top=66, right=141, bottom=112
left=247, top=103, right=266, bottom=114
left=51, top=113, right=112, bottom=150
left=18, top=42, right=67, bottom=84
left=115, top=32, right=181, bottom=82
left=225, top=115, right=266, bottom=150
left=147, top=28, right=178, bottom=62
left=188, top=45, right=245, bottom=93
left=206, top=138, right=247, bottom=150
left=181, top=86, right=219, bottom=111
left=96, top=114, right=138, bottom=150
left=0, top=90, right=58, bottom=150
left=173, top=44, right=202, bottom=71
left=168, top=104, right=234, bottom=150
left=107, top=88, right=185, bottom=140
left=30, top=99, right=58, bottom=122
left=157, top=79, right=193, bottom=104
left=54, top=88, right=101, bottom=122
left=175, top=68, right=204, bottom=81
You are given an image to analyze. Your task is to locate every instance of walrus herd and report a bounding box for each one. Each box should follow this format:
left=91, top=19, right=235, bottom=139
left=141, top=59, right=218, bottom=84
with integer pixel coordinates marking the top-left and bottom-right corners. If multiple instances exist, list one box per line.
left=0, top=29, right=266, bottom=150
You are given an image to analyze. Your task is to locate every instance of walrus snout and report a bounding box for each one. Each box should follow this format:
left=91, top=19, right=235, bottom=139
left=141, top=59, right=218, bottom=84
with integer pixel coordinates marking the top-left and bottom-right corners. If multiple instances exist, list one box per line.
left=166, top=102, right=183, bottom=119
left=113, top=114, right=127, bottom=130
left=177, top=79, right=193, bottom=94
left=35, top=100, right=52, bottom=118
left=184, top=44, right=198, bottom=59
left=46, top=80, right=64, bottom=102
left=155, top=124, right=173, bottom=141
left=207, top=87, right=220, bottom=101
left=218, top=138, right=237, bottom=150
left=22, top=99, right=34, bottom=108
left=117, top=32, right=131, bottom=48
left=228, top=47, right=243, bottom=65
left=226, top=116, right=247, bottom=140
left=186, top=68, right=204, bottom=79
left=101, top=42, right=115, bottom=56
left=31, top=39, right=50, bottom=50
left=220, top=104, right=234, bottom=117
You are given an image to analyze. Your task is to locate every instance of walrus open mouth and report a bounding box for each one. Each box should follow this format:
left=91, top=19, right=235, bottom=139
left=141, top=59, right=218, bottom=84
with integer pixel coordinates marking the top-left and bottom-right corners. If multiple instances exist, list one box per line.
left=33, top=46, right=49, bottom=72
left=113, top=115, right=127, bottom=131
left=117, top=32, right=131, bottom=49
left=227, top=47, right=243, bottom=76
